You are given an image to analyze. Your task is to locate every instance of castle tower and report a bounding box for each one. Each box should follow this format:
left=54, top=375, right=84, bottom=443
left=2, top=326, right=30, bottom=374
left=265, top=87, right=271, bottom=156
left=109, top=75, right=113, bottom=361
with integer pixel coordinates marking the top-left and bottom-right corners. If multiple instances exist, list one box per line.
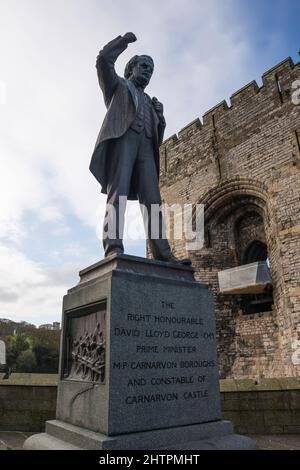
left=159, top=57, right=300, bottom=380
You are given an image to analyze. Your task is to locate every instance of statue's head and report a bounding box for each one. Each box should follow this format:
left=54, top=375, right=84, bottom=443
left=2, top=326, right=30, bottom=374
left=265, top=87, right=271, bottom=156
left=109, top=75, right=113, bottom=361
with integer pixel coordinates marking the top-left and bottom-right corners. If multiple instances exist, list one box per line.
left=124, top=55, right=154, bottom=88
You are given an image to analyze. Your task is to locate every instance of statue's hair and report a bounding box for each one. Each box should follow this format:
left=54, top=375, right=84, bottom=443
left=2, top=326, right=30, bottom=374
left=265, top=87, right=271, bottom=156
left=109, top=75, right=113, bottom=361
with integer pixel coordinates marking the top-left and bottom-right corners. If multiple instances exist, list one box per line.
left=124, top=55, right=154, bottom=79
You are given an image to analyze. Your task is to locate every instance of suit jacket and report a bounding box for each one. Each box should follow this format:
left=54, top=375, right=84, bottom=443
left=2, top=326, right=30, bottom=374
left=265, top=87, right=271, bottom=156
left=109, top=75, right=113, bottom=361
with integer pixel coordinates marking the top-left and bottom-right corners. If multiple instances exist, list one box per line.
left=89, top=35, right=166, bottom=200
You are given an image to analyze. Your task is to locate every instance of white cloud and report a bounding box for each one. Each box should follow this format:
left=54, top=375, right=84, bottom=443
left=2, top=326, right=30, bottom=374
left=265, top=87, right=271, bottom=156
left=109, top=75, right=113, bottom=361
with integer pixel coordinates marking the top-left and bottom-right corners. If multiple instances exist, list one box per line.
left=0, top=80, right=6, bottom=105
left=38, top=205, right=64, bottom=223
left=0, top=0, right=292, bottom=323
left=0, top=0, right=254, bottom=237
left=0, top=245, right=79, bottom=325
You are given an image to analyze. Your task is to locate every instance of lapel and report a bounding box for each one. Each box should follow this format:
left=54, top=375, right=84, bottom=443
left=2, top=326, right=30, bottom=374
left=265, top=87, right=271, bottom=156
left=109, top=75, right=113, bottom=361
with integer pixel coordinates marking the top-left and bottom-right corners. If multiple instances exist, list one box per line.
left=125, top=79, right=159, bottom=131
left=126, top=79, right=139, bottom=111
left=144, top=92, right=159, bottom=129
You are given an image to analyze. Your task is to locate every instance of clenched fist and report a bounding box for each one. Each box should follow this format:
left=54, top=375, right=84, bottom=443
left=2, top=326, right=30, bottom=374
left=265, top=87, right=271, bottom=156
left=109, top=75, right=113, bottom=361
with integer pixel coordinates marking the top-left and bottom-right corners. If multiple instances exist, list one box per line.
left=152, top=97, right=164, bottom=117
left=123, top=32, right=137, bottom=43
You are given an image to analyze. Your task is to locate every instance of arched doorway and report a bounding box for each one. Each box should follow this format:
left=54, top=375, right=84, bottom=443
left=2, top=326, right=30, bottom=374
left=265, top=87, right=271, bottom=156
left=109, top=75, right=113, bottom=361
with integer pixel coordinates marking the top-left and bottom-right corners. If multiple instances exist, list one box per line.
left=243, top=240, right=268, bottom=264
left=191, top=178, right=277, bottom=378
left=241, top=239, right=273, bottom=314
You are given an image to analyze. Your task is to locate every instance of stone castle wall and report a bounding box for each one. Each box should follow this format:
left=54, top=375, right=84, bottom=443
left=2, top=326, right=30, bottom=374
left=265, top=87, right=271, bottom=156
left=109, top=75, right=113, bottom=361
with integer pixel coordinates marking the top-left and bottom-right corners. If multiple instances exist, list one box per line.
left=159, top=56, right=300, bottom=379
left=0, top=374, right=57, bottom=432
left=1, top=375, right=300, bottom=435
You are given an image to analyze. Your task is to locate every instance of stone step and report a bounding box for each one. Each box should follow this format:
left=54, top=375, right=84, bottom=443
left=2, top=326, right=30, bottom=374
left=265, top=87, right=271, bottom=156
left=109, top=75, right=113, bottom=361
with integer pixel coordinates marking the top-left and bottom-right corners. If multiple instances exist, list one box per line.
left=44, top=419, right=236, bottom=450
left=23, top=432, right=80, bottom=450
left=46, top=420, right=113, bottom=450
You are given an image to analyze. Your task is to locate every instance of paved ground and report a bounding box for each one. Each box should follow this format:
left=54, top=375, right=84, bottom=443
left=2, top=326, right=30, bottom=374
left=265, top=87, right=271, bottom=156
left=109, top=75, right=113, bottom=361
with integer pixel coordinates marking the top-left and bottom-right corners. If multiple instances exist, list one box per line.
left=0, top=431, right=34, bottom=450
left=252, top=435, right=300, bottom=450
left=1, top=431, right=300, bottom=450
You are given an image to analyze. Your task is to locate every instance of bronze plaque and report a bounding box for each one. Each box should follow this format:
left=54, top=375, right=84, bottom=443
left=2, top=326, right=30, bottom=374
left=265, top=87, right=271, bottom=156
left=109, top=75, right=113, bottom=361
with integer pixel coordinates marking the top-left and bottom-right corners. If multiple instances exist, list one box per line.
left=63, top=302, right=106, bottom=384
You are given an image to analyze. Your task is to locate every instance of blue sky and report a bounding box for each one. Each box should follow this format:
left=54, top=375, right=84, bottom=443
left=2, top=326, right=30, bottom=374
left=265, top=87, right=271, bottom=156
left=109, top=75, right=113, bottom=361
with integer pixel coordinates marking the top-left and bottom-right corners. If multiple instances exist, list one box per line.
left=0, top=0, right=299, bottom=325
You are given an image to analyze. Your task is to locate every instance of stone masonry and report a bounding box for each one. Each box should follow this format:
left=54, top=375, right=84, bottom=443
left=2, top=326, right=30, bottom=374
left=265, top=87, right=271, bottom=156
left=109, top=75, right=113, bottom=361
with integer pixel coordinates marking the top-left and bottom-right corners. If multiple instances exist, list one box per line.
left=159, top=56, right=300, bottom=380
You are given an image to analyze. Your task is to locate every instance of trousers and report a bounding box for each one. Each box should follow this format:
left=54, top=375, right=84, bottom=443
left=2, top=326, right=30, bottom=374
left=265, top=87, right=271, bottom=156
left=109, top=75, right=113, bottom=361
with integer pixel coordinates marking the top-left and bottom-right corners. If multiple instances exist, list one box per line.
left=103, top=128, right=172, bottom=259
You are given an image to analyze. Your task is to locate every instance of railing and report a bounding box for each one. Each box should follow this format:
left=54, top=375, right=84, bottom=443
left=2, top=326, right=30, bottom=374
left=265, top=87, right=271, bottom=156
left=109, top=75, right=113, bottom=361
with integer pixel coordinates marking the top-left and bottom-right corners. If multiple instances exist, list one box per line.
left=218, top=261, right=272, bottom=295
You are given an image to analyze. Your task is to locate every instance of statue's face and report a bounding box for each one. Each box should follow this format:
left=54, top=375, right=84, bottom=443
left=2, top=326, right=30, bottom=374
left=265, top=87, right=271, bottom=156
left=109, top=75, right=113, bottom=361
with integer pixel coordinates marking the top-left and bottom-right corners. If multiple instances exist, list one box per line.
left=132, top=56, right=154, bottom=88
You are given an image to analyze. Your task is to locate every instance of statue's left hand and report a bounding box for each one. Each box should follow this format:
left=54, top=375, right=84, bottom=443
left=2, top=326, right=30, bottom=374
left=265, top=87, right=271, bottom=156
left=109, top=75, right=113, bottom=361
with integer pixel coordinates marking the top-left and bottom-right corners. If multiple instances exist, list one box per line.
left=152, top=97, right=164, bottom=116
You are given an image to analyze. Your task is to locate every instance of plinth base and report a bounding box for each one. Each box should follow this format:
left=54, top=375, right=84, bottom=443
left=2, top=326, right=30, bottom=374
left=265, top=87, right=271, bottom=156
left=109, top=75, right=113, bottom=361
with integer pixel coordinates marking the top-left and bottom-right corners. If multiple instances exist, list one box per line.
left=24, top=419, right=258, bottom=450
left=24, top=255, right=258, bottom=451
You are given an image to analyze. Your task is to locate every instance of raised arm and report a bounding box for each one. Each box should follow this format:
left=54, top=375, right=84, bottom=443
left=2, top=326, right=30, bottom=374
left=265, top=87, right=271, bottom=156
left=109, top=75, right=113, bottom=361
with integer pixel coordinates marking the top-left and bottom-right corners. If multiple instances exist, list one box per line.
left=96, top=33, right=137, bottom=107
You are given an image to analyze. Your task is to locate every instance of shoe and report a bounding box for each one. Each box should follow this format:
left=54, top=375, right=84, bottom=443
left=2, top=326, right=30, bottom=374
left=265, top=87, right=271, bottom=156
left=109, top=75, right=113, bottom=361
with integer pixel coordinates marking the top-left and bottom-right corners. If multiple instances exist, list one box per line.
left=105, top=249, right=124, bottom=258
left=161, top=254, right=192, bottom=266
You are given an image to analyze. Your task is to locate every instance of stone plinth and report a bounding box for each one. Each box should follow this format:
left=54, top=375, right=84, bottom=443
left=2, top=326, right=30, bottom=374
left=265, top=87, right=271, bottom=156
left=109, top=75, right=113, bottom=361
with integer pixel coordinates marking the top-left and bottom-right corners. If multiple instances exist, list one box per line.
left=24, top=254, right=257, bottom=449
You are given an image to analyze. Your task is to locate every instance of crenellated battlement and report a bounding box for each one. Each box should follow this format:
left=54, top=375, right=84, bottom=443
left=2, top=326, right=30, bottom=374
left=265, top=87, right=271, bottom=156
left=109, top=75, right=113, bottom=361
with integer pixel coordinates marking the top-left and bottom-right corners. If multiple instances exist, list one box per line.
left=162, top=133, right=178, bottom=147
left=178, top=118, right=202, bottom=139
left=159, top=53, right=300, bottom=385
left=230, top=80, right=260, bottom=105
left=202, top=100, right=229, bottom=126
left=161, top=55, right=300, bottom=156
left=261, top=57, right=294, bottom=85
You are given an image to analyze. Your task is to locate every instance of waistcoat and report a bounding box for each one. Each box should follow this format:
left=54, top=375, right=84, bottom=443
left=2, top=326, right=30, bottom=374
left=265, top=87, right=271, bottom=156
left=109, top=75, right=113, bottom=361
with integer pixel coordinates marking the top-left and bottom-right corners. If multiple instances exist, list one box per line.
left=130, top=88, right=153, bottom=138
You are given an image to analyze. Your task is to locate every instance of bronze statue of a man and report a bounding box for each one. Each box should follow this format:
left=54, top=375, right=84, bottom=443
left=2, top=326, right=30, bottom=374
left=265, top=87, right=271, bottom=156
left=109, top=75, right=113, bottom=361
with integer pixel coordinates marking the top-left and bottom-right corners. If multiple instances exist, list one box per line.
left=90, top=33, right=190, bottom=265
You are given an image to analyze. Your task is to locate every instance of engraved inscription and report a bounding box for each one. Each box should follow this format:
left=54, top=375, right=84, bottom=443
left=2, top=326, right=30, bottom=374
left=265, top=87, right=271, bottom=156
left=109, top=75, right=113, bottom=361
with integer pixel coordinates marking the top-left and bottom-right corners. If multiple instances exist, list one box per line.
left=108, top=281, right=221, bottom=434
left=111, top=296, right=217, bottom=408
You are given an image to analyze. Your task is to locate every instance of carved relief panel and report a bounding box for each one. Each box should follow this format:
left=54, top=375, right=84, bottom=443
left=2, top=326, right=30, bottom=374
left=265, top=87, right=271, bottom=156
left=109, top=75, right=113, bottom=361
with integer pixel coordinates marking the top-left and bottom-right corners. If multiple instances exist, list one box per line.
left=63, top=302, right=106, bottom=384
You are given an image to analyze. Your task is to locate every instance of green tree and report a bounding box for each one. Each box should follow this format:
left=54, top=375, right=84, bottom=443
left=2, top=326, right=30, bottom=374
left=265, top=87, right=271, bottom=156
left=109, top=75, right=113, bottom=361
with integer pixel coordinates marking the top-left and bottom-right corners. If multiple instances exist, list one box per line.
left=16, top=349, right=37, bottom=372
left=32, top=330, right=60, bottom=373
left=1, top=320, right=60, bottom=373
left=6, top=332, right=32, bottom=370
